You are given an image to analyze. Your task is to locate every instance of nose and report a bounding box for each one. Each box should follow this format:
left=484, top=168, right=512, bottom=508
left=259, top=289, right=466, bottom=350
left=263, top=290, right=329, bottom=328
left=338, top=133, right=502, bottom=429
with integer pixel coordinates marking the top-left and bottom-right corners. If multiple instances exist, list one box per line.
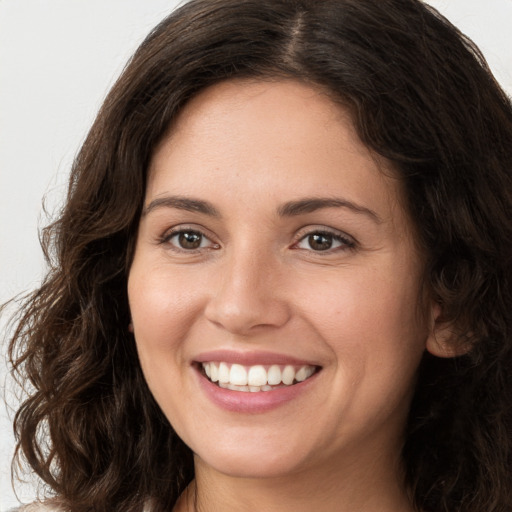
left=204, top=245, right=292, bottom=335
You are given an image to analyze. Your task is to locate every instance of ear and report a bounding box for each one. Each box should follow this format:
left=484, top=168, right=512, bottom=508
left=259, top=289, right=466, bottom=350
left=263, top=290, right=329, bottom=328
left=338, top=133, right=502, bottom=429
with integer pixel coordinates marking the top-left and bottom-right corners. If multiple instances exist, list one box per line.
left=425, top=303, right=471, bottom=358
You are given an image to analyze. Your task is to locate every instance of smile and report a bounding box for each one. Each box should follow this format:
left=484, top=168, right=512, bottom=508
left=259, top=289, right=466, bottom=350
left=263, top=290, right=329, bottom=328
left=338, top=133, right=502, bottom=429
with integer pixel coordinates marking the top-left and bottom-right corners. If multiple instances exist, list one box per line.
left=201, top=362, right=317, bottom=392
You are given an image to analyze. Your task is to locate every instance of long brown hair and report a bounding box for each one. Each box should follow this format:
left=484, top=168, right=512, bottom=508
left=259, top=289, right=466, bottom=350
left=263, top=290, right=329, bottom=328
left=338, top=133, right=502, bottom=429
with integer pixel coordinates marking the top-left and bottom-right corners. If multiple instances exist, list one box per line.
left=7, top=1, right=512, bottom=511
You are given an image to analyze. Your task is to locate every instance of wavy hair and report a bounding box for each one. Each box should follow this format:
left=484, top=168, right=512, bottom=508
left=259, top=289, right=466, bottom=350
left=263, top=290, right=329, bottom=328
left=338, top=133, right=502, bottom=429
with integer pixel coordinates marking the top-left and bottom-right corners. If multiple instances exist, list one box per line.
left=7, top=1, right=512, bottom=511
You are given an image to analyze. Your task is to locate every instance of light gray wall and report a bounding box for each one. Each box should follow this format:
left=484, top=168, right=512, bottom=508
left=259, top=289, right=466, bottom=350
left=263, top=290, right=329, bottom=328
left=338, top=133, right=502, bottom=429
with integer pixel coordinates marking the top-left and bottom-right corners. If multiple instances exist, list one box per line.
left=1, top=0, right=511, bottom=509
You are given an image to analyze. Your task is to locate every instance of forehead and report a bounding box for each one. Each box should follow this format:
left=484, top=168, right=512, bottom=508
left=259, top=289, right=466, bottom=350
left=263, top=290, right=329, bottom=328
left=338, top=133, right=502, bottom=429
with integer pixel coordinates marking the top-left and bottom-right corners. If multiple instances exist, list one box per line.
left=147, top=79, right=408, bottom=229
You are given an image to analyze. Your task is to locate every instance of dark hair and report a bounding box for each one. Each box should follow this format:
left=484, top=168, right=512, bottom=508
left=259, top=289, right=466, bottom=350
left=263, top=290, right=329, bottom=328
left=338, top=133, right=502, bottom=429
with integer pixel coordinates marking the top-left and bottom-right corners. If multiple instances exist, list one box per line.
left=7, top=0, right=512, bottom=511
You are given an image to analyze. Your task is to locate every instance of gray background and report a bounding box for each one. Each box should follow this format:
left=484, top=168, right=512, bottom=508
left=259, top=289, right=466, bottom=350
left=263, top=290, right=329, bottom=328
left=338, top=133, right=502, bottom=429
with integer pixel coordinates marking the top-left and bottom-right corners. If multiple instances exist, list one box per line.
left=1, top=0, right=511, bottom=509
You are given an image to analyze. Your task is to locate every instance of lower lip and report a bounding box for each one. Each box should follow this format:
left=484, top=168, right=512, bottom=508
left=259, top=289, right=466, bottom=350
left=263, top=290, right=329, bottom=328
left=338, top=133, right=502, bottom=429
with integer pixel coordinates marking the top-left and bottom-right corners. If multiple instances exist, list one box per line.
left=195, top=367, right=320, bottom=414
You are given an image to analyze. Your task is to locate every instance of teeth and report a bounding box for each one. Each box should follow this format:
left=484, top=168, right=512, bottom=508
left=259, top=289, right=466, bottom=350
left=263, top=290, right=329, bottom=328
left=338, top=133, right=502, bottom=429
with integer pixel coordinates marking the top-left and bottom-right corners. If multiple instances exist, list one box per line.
left=282, top=365, right=295, bottom=385
left=228, top=383, right=249, bottom=391
left=229, top=364, right=247, bottom=386
left=267, top=365, right=282, bottom=385
left=247, top=365, right=267, bottom=387
left=201, top=362, right=316, bottom=391
left=210, top=363, right=219, bottom=383
left=296, top=366, right=314, bottom=382
left=218, top=362, right=230, bottom=383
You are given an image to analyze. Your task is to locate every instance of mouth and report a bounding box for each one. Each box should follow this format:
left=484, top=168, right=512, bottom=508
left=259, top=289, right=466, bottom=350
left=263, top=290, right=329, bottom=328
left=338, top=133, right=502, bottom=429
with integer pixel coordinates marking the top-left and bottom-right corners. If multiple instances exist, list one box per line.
left=199, top=361, right=319, bottom=392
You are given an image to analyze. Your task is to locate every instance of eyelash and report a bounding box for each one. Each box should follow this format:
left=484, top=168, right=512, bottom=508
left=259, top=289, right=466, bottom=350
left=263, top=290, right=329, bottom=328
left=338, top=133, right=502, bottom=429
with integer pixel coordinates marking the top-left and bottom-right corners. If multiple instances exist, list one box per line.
left=159, top=227, right=219, bottom=253
left=293, top=229, right=356, bottom=253
left=159, top=226, right=356, bottom=254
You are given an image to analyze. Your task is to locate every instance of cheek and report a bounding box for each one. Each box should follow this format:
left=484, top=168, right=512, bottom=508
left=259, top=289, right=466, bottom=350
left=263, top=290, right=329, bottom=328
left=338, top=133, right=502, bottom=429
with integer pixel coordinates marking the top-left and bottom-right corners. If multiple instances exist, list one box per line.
left=299, top=260, right=424, bottom=333
left=129, top=265, right=202, bottom=342
left=296, top=262, right=428, bottom=386
left=127, top=266, right=205, bottom=393
left=127, top=268, right=209, bottom=440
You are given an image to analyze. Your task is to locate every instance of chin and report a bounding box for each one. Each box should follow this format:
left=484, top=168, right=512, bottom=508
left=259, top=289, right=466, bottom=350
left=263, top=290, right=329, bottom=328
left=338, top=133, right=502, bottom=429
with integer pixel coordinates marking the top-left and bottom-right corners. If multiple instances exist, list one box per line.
left=190, top=435, right=315, bottom=479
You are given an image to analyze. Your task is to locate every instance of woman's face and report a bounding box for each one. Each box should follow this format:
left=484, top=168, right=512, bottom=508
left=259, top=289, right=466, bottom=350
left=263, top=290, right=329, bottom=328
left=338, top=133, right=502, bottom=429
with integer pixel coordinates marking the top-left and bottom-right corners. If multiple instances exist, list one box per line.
left=128, top=80, right=437, bottom=480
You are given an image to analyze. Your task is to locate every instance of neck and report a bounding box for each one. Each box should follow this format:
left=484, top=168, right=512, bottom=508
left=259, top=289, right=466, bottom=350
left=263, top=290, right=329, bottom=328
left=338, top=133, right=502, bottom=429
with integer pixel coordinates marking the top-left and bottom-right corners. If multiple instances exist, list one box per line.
left=174, top=448, right=414, bottom=512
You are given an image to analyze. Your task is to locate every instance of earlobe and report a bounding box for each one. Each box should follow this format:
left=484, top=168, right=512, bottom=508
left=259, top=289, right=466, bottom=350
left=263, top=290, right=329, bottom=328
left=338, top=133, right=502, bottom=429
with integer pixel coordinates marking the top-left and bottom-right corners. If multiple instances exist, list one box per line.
left=425, top=304, right=471, bottom=358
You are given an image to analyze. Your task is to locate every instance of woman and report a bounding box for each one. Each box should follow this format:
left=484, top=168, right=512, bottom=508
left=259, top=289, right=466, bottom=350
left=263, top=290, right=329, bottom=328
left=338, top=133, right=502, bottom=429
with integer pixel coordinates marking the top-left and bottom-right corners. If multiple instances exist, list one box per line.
left=7, top=0, right=512, bottom=511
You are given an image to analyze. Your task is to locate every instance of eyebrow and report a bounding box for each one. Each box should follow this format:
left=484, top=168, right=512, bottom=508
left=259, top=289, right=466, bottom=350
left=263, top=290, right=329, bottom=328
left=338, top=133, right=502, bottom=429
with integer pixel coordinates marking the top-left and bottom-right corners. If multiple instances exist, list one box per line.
left=277, top=197, right=382, bottom=223
left=142, top=196, right=220, bottom=217
left=142, top=195, right=381, bottom=223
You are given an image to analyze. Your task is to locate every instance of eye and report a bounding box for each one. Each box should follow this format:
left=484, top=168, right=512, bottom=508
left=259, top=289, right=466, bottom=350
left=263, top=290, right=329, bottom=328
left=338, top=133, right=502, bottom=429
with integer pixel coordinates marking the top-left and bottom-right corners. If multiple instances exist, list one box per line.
left=295, top=230, right=354, bottom=252
left=163, top=229, right=217, bottom=251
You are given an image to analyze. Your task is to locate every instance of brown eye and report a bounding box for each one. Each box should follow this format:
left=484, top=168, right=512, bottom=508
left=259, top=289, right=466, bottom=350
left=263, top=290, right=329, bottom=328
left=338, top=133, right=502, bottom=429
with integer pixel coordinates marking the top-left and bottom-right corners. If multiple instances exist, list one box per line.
left=295, top=229, right=354, bottom=253
left=307, top=233, right=333, bottom=251
left=164, top=229, right=212, bottom=250
left=178, top=231, right=203, bottom=249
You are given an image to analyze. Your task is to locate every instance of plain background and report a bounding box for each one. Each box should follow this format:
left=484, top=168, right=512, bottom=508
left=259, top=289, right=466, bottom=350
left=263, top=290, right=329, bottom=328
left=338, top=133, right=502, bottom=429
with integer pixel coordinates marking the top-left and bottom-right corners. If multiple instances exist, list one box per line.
left=1, top=0, right=511, bottom=509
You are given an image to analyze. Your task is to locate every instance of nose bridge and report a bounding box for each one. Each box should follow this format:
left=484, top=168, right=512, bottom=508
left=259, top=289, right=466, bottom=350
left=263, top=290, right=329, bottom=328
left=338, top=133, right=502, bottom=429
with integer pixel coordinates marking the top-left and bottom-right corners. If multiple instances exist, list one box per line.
left=204, top=237, right=290, bottom=334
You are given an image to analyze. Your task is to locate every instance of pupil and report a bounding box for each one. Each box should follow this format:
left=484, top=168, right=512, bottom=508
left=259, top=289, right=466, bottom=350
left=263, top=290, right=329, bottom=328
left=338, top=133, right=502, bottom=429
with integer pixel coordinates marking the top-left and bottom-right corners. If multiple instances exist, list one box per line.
left=179, top=232, right=201, bottom=249
left=309, top=233, right=332, bottom=251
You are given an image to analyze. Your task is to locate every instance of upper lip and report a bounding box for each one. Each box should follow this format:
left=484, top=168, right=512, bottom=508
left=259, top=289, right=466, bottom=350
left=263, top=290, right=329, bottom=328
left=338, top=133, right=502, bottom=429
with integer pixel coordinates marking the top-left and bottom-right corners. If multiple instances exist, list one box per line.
left=193, top=349, right=321, bottom=367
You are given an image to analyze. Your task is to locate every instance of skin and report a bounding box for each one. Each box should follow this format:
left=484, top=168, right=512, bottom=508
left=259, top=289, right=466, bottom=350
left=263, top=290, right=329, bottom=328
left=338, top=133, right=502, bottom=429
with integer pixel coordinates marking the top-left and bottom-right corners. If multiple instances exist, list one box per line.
left=128, top=79, right=447, bottom=511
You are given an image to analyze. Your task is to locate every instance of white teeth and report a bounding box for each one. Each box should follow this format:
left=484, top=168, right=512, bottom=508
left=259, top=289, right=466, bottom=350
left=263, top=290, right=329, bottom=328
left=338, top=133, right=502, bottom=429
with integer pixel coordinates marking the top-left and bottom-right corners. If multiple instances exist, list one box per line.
left=282, top=365, right=295, bottom=385
left=228, top=383, right=249, bottom=391
left=247, top=365, right=267, bottom=387
left=201, top=361, right=317, bottom=391
left=210, top=363, right=219, bottom=382
left=229, top=364, right=248, bottom=385
left=267, top=365, right=282, bottom=385
left=218, top=362, right=230, bottom=383
left=296, top=366, right=314, bottom=382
